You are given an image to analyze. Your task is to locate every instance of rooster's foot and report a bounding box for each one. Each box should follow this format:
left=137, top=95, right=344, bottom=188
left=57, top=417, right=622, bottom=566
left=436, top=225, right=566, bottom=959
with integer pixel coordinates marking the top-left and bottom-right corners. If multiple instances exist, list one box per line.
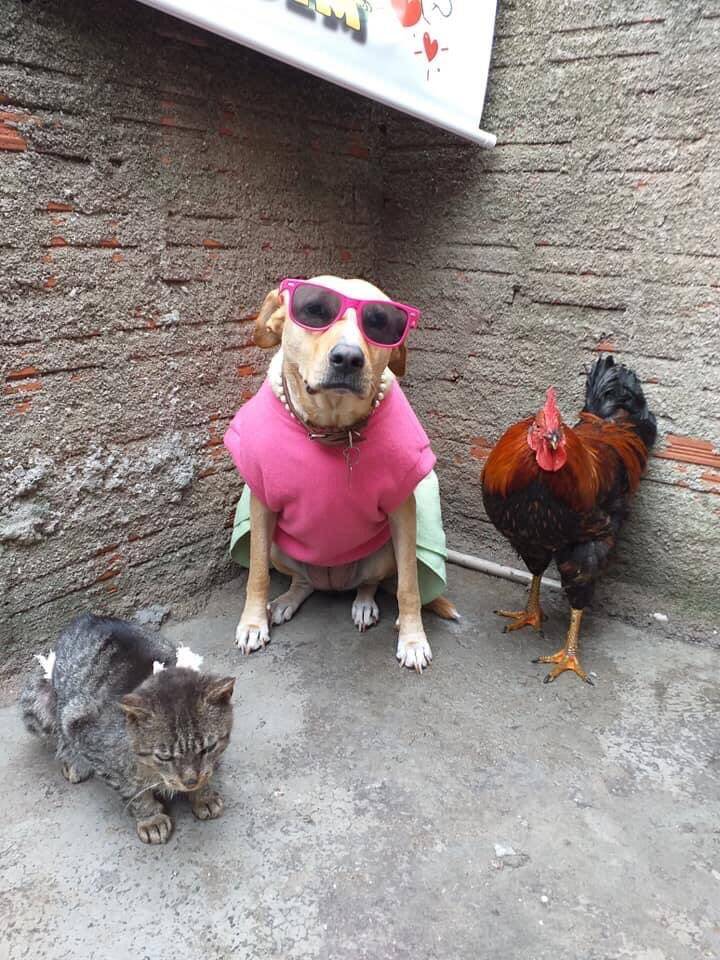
left=495, top=607, right=544, bottom=633
left=532, top=610, right=592, bottom=684
left=533, top=647, right=593, bottom=685
left=495, top=575, right=544, bottom=634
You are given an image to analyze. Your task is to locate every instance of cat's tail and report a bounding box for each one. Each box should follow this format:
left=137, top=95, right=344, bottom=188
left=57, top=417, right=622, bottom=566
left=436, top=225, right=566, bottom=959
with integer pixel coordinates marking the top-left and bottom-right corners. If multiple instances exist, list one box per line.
left=20, top=652, right=57, bottom=741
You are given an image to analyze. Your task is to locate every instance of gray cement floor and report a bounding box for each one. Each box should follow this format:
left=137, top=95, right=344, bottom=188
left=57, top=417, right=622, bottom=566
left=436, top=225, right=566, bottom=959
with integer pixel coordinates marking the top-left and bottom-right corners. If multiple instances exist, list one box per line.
left=1, top=566, right=718, bottom=960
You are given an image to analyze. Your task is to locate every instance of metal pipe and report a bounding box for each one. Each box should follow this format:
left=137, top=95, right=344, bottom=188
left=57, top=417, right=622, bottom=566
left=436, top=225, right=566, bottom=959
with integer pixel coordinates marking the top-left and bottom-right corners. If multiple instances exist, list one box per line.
left=446, top=548, right=562, bottom=591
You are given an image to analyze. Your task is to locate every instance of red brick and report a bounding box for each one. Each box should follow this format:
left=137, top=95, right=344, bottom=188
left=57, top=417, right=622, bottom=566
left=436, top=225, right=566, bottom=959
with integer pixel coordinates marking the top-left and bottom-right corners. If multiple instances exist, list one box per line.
left=6, top=365, right=40, bottom=381
left=0, top=123, right=26, bottom=151
left=469, top=436, right=493, bottom=461
left=4, top=380, right=42, bottom=396
left=654, top=436, right=720, bottom=469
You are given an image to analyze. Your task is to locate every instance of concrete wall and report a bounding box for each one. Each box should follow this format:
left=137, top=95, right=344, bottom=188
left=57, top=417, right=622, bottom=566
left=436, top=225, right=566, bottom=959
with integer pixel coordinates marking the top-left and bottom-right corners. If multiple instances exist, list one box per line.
left=2, top=0, right=718, bottom=674
left=378, top=0, right=720, bottom=630
left=0, top=0, right=377, bottom=677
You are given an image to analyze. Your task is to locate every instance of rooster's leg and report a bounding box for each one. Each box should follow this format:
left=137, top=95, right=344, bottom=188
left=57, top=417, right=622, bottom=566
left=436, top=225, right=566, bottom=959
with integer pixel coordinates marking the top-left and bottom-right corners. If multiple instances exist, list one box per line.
left=533, top=608, right=593, bottom=685
left=495, top=575, right=544, bottom=632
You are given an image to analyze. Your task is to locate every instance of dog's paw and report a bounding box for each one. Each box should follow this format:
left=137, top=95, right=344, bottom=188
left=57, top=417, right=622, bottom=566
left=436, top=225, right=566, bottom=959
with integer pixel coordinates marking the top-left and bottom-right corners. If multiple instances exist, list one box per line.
left=136, top=812, right=173, bottom=845
left=235, top=617, right=270, bottom=654
left=396, top=633, right=432, bottom=673
left=269, top=596, right=296, bottom=625
left=352, top=596, right=380, bottom=632
left=269, top=583, right=313, bottom=625
left=191, top=791, right=224, bottom=821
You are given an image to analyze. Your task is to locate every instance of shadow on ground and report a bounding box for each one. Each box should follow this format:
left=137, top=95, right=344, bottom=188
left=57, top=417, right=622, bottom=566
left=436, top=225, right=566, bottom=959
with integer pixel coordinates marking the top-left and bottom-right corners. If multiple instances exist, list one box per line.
left=1, top=566, right=718, bottom=960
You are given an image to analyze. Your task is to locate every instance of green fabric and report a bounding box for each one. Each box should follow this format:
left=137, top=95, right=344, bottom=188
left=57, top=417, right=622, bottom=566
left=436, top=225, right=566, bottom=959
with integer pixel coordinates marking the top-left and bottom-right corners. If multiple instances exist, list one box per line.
left=229, top=469, right=447, bottom=604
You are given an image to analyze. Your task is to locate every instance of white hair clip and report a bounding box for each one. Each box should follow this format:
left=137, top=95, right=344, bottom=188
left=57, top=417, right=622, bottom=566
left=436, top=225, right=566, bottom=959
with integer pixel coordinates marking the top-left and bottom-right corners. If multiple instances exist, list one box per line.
left=175, top=645, right=203, bottom=672
left=152, top=660, right=166, bottom=675
left=35, top=650, right=56, bottom=681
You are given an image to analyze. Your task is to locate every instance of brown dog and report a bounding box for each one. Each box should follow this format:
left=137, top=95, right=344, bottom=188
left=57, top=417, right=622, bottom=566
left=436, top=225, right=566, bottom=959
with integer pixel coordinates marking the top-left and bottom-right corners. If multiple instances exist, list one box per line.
left=226, top=276, right=456, bottom=671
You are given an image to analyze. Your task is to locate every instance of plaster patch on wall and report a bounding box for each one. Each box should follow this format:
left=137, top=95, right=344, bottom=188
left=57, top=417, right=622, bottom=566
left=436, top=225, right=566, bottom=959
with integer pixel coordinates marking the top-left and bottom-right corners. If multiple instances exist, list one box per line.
left=1, top=455, right=55, bottom=507
left=0, top=501, right=58, bottom=545
left=64, top=434, right=198, bottom=508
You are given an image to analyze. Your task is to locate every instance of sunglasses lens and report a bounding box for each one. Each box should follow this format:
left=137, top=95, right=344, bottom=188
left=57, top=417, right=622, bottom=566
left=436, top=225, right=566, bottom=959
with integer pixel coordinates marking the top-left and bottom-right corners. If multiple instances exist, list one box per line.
left=360, top=302, right=409, bottom=346
left=291, top=283, right=342, bottom=329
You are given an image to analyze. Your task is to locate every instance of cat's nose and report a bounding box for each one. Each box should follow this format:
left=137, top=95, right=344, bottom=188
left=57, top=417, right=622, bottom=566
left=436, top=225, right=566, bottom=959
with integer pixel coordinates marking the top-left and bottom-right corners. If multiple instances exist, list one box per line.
left=182, top=773, right=200, bottom=789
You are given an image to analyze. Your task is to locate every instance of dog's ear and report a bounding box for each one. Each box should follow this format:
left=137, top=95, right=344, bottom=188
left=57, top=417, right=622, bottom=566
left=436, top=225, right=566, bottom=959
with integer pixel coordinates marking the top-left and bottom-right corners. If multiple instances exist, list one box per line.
left=388, top=344, right=407, bottom=378
left=253, top=289, right=285, bottom=348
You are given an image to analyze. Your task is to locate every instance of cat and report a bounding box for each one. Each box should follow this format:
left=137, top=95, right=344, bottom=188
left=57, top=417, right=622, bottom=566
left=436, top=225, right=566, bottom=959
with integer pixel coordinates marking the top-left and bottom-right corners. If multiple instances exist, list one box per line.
left=20, top=613, right=235, bottom=845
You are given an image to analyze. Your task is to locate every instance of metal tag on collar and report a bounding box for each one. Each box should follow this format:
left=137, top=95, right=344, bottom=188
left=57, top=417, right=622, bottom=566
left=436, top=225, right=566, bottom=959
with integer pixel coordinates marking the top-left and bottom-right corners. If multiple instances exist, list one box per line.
left=343, top=429, right=361, bottom=477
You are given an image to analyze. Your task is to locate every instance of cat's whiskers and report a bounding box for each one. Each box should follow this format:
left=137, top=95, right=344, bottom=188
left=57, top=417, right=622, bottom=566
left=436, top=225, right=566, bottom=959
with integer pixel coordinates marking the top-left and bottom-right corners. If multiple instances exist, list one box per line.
left=124, top=780, right=163, bottom=810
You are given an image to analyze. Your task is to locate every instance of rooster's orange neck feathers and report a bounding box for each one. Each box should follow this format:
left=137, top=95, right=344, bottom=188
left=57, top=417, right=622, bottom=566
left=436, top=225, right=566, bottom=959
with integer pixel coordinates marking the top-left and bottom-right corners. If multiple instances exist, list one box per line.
left=483, top=400, right=650, bottom=516
left=484, top=417, right=600, bottom=514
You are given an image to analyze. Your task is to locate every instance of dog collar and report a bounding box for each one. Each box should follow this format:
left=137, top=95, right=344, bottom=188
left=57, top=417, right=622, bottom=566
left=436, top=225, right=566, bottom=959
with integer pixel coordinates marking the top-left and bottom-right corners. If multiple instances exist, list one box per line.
left=271, top=369, right=390, bottom=453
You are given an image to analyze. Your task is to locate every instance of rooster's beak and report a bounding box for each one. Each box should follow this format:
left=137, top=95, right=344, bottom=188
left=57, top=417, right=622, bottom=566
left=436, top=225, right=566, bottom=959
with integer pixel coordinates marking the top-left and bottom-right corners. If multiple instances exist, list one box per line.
left=547, top=431, right=560, bottom=450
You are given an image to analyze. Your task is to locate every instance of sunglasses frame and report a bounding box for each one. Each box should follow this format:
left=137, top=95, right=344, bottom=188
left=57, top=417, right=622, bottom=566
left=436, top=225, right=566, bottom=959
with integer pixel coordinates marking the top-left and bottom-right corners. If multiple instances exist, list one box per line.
left=279, top=278, right=420, bottom=349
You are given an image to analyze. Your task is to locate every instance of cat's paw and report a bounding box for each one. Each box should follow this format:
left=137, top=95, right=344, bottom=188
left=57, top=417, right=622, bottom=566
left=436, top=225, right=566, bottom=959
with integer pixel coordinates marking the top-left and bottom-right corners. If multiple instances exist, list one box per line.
left=61, top=761, right=92, bottom=783
left=136, top=812, right=173, bottom=844
left=191, top=791, right=224, bottom=821
left=235, top=616, right=270, bottom=654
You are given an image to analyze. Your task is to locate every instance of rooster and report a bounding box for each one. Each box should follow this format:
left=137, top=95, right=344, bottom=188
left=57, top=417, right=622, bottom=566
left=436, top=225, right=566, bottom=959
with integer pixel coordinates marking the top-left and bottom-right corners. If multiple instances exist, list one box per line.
left=481, top=356, right=657, bottom=684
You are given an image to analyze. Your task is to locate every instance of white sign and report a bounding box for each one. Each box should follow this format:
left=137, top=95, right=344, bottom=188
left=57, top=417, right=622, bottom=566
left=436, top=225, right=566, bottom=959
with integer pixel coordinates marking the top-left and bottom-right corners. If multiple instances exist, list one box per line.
left=137, top=0, right=497, bottom=147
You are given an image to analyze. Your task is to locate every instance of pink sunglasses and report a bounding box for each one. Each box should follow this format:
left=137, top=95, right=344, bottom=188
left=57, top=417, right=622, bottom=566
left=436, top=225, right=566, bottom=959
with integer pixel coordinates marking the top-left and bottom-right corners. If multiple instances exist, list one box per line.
left=279, top=278, right=420, bottom=349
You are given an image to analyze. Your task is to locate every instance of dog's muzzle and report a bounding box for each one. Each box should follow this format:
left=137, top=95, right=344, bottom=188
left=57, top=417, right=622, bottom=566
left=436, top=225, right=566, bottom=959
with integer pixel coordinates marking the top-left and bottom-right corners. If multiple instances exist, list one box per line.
left=329, top=343, right=364, bottom=373
left=314, top=343, right=366, bottom=394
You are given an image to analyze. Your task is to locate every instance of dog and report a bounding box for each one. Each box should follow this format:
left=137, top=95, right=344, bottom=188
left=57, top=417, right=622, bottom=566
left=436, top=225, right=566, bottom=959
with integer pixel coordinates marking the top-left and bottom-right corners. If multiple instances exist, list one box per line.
left=224, top=276, right=457, bottom=672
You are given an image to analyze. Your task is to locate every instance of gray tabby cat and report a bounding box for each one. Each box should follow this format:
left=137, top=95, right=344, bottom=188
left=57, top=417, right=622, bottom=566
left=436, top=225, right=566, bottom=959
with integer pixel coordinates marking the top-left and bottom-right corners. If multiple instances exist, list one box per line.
left=20, top=613, right=235, bottom=845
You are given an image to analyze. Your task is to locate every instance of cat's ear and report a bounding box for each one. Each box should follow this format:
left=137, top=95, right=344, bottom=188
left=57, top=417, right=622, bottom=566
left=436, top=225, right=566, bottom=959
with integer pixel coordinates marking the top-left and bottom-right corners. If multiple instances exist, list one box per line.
left=120, top=693, right=154, bottom=722
left=206, top=677, right=235, bottom=705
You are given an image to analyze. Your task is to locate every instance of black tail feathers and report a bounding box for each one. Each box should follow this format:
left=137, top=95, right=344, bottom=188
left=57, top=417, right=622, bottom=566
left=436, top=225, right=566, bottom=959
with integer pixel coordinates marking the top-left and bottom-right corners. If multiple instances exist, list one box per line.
left=20, top=675, right=57, bottom=741
left=583, top=355, right=657, bottom=449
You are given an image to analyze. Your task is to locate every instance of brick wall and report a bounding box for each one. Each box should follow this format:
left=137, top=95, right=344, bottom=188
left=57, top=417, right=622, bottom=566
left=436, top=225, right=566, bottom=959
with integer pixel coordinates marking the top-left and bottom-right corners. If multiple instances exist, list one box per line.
left=2, top=0, right=718, bottom=675
left=378, top=0, right=720, bottom=629
left=0, top=0, right=377, bottom=676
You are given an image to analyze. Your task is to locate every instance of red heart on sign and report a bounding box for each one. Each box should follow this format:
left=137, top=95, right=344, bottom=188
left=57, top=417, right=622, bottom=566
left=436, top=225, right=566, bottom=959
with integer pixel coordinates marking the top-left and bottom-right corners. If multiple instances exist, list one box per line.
left=423, top=32, right=439, bottom=61
left=391, top=0, right=422, bottom=27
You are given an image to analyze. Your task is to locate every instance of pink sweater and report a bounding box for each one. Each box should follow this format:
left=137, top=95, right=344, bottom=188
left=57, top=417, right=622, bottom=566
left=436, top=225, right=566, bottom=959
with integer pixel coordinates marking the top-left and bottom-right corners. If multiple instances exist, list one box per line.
left=224, top=380, right=436, bottom=567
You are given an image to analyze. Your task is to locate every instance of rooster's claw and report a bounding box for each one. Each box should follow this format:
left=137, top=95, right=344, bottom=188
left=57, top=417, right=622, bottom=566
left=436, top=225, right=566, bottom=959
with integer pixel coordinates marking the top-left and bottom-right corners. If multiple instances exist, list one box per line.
left=533, top=650, right=594, bottom=685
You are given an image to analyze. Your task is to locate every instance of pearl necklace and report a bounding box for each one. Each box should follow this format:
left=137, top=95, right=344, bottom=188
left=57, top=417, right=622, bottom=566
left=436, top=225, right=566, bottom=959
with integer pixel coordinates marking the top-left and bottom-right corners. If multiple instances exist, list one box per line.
left=268, top=368, right=391, bottom=472
left=270, top=368, right=390, bottom=434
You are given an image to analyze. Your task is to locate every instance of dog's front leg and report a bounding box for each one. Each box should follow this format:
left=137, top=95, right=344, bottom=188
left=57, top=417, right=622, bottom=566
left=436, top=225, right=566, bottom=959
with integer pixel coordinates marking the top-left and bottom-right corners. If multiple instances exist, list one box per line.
left=236, top=492, right=277, bottom=654
left=390, top=494, right=432, bottom=673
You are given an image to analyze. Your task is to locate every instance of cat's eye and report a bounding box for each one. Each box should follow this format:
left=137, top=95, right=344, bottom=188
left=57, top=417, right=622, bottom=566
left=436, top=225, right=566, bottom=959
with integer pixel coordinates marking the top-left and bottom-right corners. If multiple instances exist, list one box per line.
left=199, top=742, right=217, bottom=756
left=154, top=752, right=173, bottom=762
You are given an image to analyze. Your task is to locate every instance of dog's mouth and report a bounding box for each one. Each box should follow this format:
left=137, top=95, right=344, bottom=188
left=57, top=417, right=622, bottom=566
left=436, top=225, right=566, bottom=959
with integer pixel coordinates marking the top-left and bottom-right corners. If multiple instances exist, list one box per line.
left=305, top=379, right=365, bottom=397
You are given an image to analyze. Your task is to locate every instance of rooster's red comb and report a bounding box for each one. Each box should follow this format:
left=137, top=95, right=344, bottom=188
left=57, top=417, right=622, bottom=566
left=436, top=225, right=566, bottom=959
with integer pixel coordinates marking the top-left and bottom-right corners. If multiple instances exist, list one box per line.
left=542, top=387, right=561, bottom=430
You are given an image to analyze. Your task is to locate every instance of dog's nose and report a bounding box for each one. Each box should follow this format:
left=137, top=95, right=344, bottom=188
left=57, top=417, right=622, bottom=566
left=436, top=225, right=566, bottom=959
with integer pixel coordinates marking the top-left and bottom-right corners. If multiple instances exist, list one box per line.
left=329, top=343, right=365, bottom=372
